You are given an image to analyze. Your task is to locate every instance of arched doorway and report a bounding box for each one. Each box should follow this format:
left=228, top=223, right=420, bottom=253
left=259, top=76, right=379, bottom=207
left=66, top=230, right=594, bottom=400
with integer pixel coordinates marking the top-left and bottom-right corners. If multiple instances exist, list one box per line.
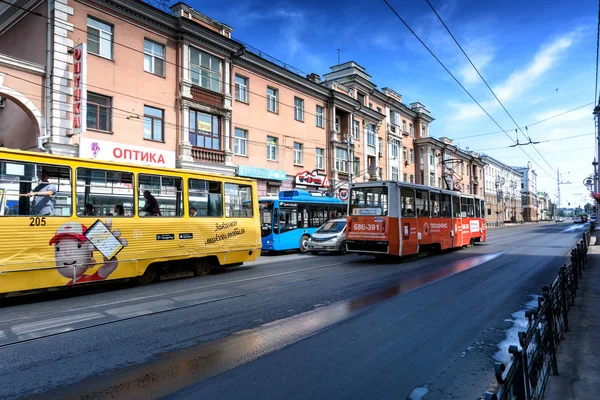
left=0, top=82, right=45, bottom=151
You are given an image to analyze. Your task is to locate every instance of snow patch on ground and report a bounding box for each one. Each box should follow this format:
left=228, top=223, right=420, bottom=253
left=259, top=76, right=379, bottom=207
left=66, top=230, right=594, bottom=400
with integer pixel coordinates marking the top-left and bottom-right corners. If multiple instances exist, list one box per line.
left=493, top=295, right=540, bottom=364
left=407, top=385, right=429, bottom=400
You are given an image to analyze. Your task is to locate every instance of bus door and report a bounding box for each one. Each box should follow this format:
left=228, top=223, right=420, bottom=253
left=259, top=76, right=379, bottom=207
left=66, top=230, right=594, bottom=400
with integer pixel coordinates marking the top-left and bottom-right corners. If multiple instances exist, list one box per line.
left=276, top=203, right=300, bottom=249
left=400, top=187, right=418, bottom=256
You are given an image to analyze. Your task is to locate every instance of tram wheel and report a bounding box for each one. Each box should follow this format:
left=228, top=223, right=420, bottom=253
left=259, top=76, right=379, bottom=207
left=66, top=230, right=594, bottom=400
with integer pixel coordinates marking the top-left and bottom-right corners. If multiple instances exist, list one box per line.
left=136, top=265, right=158, bottom=285
left=194, top=259, right=213, bottom=276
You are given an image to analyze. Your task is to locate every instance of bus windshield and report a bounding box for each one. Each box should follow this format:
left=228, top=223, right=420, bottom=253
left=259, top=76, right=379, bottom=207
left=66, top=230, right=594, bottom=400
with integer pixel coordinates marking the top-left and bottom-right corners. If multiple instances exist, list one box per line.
left=350, top=186, right=388, bottom=216
left=316, top=220, right=346, bottom=233
left=259, top=201, right=274, bottom=237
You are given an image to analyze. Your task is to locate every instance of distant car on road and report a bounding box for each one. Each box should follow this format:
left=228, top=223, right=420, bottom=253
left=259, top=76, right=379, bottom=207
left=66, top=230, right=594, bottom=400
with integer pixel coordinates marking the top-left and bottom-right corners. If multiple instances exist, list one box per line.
left=574, top=216, right=585, bottom=223
left=555, top=218, right=564, bottom=223
left=307, top=219, right=347, bottom=255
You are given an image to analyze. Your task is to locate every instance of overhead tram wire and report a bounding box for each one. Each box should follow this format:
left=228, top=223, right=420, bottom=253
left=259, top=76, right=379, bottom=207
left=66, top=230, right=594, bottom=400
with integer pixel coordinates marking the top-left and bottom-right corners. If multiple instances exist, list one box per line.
left=450, top=102, right=595, bottom=140
left=473, top=132, right=595, bottom=152
left=381, top=0, right=554, bottom=180
left=424, top=0, right=556, bottom=175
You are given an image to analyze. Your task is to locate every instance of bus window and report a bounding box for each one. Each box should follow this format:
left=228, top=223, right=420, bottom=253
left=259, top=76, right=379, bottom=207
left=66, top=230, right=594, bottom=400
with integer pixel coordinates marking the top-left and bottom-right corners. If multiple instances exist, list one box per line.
left=0, top=161, right=71, bottom=217
left=401, top=187, right=415, bottom=217
left=138, top=174, right=183, bottom=217
left=76, top=168, right=133, bottom=217
left=259, top=201, right=273, bottom=236
left=188, top=178, right=223, bottom=217
left=440, top=194, right=451, bottom=218
left=452, top=196, right=460, bottom=218
left=277, top=208, right=297, bottom=233
left=225, top=183, right=253, bottom=217
left=350, top=186, right=388, bottom=216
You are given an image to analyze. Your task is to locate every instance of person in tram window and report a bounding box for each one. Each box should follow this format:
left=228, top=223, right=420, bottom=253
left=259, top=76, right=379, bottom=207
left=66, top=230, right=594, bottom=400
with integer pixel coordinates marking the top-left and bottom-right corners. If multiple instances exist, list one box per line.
left=114, top=204, right=124, bottom=216
left=142, top=190, right=161, bottom=216
left=190, top=207, right=197, bottom=217
left=83, top=203, right=95, bottom=216
left=26, top=169, right=56, bottom=216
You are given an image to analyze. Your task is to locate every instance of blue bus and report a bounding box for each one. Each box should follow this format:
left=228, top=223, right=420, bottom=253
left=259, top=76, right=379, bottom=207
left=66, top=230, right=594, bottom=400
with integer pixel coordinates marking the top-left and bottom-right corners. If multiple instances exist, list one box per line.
left=260, top=190, right=347, bottom=252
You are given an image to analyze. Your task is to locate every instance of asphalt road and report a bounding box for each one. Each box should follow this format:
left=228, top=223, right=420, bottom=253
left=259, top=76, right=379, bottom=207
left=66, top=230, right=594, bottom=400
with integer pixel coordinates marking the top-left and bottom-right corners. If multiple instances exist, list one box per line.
left=0, top=222, right=589, bottom=400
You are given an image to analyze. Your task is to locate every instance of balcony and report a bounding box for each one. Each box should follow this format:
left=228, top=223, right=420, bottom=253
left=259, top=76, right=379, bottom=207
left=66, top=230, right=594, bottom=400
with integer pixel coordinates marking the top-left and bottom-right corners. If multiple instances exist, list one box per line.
left=191, top=85, right=224, bottom=107
left=192, top=147, right=225, bottom=164
left=387, top=123, right=397, bottom=134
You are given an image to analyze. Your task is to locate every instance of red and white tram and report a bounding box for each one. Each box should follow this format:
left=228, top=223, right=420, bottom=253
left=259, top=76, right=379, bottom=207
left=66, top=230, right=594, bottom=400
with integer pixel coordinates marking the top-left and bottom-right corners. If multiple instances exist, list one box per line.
left=346, top=181, right=486, bottom=256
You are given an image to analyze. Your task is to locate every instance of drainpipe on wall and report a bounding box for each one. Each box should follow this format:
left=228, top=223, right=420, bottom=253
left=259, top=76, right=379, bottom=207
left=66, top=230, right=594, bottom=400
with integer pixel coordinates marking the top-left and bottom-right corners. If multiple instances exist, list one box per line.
left=38, top=0, right=52, bottom=152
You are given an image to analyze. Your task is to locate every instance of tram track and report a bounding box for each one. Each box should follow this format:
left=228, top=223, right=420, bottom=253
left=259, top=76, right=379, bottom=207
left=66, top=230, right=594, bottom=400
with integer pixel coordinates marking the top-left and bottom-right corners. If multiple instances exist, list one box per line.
left=0, top=256, right=389, bottom=349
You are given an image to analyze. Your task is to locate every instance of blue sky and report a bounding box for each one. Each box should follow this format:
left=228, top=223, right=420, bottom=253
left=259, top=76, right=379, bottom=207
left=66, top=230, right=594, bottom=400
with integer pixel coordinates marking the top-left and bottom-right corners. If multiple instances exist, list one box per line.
left=187, top=0, right=597, bottom=208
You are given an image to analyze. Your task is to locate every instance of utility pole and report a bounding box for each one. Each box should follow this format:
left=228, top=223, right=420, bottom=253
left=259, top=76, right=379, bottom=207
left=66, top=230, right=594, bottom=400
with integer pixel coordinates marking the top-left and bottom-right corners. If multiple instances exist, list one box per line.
left=557, top=168, right=560, bottom=220
left=594, top=105, right=600, bottom=224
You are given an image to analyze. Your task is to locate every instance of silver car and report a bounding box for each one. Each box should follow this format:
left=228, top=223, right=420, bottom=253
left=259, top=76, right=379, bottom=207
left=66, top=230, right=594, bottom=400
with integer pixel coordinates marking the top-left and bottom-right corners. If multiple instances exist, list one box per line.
left=308, top=219, right=347, bottom=255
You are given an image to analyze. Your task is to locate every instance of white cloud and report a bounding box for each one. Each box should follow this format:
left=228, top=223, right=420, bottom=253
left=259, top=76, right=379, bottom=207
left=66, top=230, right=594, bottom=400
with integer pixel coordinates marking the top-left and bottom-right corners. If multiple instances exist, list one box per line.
left=457, top=39, right=495, bottom=86
left=449, top=29, right=580, bottom=122
left=533, top=107, right=592, bottom=123
left=371, top=32, right=400, bottom=51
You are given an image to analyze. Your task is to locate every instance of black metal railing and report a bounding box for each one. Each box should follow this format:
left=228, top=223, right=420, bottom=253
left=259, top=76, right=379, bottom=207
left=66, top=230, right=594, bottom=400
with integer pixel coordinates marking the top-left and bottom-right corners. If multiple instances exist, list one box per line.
left=483, top=227, right=591, bottom=400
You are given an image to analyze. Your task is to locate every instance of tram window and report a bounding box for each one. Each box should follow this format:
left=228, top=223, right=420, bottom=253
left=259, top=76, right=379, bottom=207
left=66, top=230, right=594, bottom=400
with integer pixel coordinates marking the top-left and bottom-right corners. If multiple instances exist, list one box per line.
left=0, top=160, right=71, bottom=217
left=481, top=201, right=486, bottom=218
left=430, top=192, right=441, bottom=218
left=440, top=194, right=451, bottom=218
left=415, top=189, right=430, bottom=217
left=138, top=174, right=183, bottom=217
left=188, top=178, right=223, bottom=217
left=225, top=183, right=253, bottom=217
left=452, top=196, right=460, bottom=218
left=350, top=187, right=388, bottom=216
left=461, top=197, right=475, bottom=218
left=76, top=168, right=133, bottom=217
left=474, top=200, right=480, bottom=218
left=401, top=187, right=415, bottom=217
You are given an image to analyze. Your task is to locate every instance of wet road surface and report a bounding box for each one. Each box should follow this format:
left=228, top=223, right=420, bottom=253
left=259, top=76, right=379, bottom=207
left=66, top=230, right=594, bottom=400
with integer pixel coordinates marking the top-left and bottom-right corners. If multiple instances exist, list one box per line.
left=0, top=222, right=588, bottom=399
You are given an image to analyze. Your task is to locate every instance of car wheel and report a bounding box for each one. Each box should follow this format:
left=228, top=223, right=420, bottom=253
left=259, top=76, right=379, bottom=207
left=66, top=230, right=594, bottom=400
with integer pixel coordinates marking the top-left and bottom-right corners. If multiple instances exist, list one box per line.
left=338, top=241, right=348, bottom=255
left=300, top=235, right=310, bottom=253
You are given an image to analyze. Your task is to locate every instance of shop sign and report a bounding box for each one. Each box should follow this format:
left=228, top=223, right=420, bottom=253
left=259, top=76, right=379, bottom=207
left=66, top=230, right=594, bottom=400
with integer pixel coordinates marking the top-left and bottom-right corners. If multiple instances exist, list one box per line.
left=295, top=170, right=330, bottom=187
left=237, top=166, right=287, bottom=181
left=72, top=43, right=87, bottom=135
left=79, top=137, right=176, bottom=168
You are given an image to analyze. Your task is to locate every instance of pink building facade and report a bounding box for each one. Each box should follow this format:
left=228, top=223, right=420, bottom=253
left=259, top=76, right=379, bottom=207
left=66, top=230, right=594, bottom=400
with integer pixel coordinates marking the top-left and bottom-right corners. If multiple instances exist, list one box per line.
left=0, top=0, right=441, bottom=200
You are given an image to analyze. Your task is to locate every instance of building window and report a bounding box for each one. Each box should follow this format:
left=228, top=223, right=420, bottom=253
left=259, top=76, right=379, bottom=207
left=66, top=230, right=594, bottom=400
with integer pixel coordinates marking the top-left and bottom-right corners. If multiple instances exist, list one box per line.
left=235, top=75, right=248, bottom=103
left=294, top=97, right=304, bottom=121
left=353, top=157, right=360, bottom=176
left=410, top=149, right=414, bottom=163
left=316, top=148, right=324, bottom=169
left=294, top=142, right=303, bottom=165
left=402, top=120, right=407, bottom=133
left=316, top=105, right=324, bottom=128
left=420, top=171, right=425, bottom=185
left=392, top=167, right=399, bottom=181
left=335, top=147, right=348, bottom=173
left=353, top=120, right=360, bottom=139
left=366, top=123, right=375, bottom=147
left=234, top=128, right=248, bottom=156
left=422, top=124, right=427, bottom=137
left=86, top=92, right=112, bottom=132
left=378, top=138, right=383, bottom=155
left=368, top=102, right=373, bottom=109
left=189, top=110, right=220, bottom=150
left=377, top=107, right=382, bottom=113
left=143, top=40, right=165, bottom=76
left=267, top=87, right=278, bottom=113
left=87, top=17, right=113, bottom=59
left=403, top=173, right=407, bottom=182
left=402, top=147, right=408, bottom=162
left=410, top=174, right=414, bottom=183
left=429, top=149, right=435, bottom=165
left=267, top=185, right=279, bottom=196
left=143, top=106, right=164, bottom=141
left=391, top=141, right=399, bottom=158
left=189, top=47, right=221, bottom=92
left=267, top=136, right=278, bottom=160
left=430, top=172, right=436, bottom=187
left=357, top=92, right=365, bottom=105
left=409, top=123, right=414, bottom=137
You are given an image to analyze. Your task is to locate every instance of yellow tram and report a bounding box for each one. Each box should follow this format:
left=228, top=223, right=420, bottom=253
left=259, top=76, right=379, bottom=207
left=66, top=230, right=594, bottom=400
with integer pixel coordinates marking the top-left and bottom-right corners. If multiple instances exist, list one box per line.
left=0, top=148, right=261, bottom=295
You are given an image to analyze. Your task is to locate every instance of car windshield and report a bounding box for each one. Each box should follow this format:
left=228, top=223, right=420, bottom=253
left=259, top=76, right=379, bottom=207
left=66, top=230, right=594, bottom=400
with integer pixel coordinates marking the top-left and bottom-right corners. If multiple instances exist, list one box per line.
left=316, top=220, right=345, bottom=233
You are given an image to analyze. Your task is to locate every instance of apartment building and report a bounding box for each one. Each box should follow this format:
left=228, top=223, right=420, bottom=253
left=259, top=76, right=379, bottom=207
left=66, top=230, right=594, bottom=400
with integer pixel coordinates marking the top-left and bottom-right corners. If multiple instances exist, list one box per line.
left=482, top=155, right=523, bottom=225
left=413, top=136, right=485, bottom=196
left=0, top=0, right=432, bottom=200
left=514, top=162, right=538, bottom=222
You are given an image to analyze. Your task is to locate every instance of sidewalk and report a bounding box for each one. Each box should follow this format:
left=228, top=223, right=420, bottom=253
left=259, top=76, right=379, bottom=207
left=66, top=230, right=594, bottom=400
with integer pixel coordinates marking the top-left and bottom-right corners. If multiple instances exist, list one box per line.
left=544, top=237, right=600, bottom=399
